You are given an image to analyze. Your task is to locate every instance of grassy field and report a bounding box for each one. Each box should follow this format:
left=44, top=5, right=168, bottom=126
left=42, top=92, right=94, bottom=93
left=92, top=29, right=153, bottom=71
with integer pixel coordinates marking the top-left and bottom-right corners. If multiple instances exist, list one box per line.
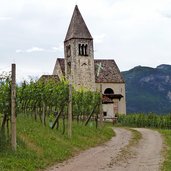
left=159, top=130, right=171, bottom=171
left=1, top=114, right=171, bottom=171
left=0, top=114, right=114, bottom=171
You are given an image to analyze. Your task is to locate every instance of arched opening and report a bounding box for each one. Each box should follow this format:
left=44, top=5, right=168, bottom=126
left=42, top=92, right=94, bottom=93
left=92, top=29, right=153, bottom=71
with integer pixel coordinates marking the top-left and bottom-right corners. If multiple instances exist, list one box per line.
left=66, top=45, right=71, bottom=57
left=78, top=44, right=88, bottom=56
left=104, top=88, right=114, bottom=95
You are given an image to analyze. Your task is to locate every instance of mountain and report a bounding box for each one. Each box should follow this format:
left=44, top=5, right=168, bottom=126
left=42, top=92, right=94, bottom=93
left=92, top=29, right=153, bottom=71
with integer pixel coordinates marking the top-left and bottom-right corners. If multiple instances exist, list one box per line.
left=122, top=64, right=171, bottom=114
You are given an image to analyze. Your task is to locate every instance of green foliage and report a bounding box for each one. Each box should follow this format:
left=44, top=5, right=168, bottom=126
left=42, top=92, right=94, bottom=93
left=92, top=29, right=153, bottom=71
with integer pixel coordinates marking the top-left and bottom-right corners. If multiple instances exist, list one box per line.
left=17, top=78, right=100, bottom=120
left=0, top=72, right=11, bottom=149
left=17, top=78, right=69, bottom=114
left=14, top=78, right=101, bottom=134
left=159, top=129, right=171, bottom=171
left=0, top=73, right=101, bottom=149
left=72, top=88, right=100, bottom=117
left=0, top=72, right=11, bottom=118
left=0, top=115, right=114, bottom=171
left=117, top=113, right=171, bottom=129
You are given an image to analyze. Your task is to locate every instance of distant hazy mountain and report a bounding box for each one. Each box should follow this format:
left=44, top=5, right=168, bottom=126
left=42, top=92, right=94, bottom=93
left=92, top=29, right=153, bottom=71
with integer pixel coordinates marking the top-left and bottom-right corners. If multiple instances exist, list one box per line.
left=122, top=64, right=171, bottom=114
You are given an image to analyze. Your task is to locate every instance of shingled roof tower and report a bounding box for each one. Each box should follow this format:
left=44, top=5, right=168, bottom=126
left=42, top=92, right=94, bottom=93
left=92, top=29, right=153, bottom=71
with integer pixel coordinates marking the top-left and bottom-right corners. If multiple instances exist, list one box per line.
left=65, top=5, right=92, bottom=41
left=64, top=5, right=95, bottom=90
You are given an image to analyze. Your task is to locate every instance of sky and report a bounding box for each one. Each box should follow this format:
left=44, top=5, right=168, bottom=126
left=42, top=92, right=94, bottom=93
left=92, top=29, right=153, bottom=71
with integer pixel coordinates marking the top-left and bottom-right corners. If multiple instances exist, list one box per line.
left=0, top=0, right=171, bottom=81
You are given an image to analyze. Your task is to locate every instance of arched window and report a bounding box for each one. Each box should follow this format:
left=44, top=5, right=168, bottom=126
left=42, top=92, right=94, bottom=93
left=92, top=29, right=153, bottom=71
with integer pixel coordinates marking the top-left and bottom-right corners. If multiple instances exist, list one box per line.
left=81, top=44, right=84, bottom=55
left=84, top=44, right=88, bottom=56
left=104, top=88, right=114, bottom=95
left=78, top=44, right=88, bottom=56
left=66, top=45, right=71, bottom=57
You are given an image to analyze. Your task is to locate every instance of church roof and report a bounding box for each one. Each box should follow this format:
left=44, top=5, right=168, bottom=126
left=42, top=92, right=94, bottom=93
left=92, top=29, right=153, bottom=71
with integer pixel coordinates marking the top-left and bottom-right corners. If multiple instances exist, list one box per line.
left=39, top=75, right=60, bottom=82
left=102, top=95, right=114, bottom=104
left=57, top=58, right=65, bottom=75
left=94, top=59, right=125, bottom=83
left=64, top=5, right=93, bottom=42
left=54, top=58, right=125, bottom=83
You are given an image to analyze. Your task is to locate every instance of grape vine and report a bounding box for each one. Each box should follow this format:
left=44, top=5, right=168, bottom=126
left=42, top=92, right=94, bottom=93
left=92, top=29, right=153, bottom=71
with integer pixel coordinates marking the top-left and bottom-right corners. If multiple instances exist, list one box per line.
left=0, top=73, right=101, bottom=145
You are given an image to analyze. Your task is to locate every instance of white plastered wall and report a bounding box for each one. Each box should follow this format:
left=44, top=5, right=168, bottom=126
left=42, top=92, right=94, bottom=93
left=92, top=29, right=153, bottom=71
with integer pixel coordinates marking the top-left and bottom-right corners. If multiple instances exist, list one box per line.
left=103, top=103, right=114, bottom=118
left=96, top=83, right=126, bottom=115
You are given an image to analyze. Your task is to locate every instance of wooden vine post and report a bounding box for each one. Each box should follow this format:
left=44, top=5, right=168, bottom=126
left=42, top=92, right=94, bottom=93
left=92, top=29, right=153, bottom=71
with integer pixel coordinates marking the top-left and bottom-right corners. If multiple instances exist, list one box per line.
left=99, top=84, right=103, bottom=127
left=11, top=63, right=16, bottom=151
left=68, top=83, right=72, bottom=138
left=42, top=101, right=46, bottom=126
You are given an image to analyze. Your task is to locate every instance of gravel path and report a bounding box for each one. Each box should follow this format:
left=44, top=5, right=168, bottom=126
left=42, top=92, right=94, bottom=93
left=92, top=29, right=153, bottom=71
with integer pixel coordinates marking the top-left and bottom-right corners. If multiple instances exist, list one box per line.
left=46, top=128, right=164, bottom=171
left=107, top=128, right=164, bottom=171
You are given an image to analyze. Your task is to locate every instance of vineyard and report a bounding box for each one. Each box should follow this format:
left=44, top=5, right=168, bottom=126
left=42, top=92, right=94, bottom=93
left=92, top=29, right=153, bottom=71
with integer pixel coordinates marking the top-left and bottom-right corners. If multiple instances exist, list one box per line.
left=117, top=113, right=171, bottom=129
left=1, top=69, right=171, bottom=170
left=0, top=71, right=12, bottom=149
left=17, top=77, right=101, bottom=127
left=0, top=69, right=101, bottom=150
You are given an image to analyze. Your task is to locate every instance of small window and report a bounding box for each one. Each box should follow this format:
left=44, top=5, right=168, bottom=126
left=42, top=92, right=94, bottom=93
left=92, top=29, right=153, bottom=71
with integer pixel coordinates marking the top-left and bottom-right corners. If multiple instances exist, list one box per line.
left=78, top=44, right=88, bottom=56
left=85, top=44, right=88, bottom=56
left=79, top=44, right=82, bottom=55
left=103, top=112, right=107, bottom=116
left=104, top=88, right=114, bottom=95
left=67, top=61, right=71, bottom=74
left=66, top=45, right=71, bottom=57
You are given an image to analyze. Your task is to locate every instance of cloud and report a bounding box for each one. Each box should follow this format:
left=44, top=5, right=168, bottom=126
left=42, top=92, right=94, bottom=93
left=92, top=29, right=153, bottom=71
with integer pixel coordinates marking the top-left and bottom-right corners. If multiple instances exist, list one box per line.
left=16, top=44, right=63, bottom=53
left=16, top=67, right=44, bottom=82
left=160, top=11, right=171, bottom=18
left=1, top=0, right=171, bottom=81
left=16, top=47, right=45, bottom=53
left=94, top=34, right=106, bottom=44
left=51, top=43, right=63, bottom=52
left=0, top=16, right=12, bottom=21
left=16, top=49, right=23, bottom=53
left=26, top=47, right=45, bottom=52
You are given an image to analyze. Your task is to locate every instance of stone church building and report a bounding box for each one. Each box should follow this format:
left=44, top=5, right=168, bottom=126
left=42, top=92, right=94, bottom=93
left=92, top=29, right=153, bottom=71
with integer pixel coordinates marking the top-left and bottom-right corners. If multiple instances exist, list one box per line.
left=50, top=5, right=126, bottom=117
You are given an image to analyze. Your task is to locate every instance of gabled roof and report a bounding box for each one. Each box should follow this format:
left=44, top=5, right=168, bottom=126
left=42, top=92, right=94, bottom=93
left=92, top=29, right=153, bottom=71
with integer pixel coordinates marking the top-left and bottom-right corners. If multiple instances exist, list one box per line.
left=57, top=58, right=65, bottom=75
left=102, top=95, right=114, bottom=104
left=94, top=60, right=125, bottom=83
left=54, top=58, right=125, bottom=83
left=64, top=5, right=92, bottom=42
left=39, top=75, right=60, bottom=82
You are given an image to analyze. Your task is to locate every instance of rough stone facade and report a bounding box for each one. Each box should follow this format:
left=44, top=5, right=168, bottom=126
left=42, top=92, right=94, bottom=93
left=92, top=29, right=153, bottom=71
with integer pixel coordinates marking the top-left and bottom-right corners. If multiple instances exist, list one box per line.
left=64, top=39, right=95, bottom=90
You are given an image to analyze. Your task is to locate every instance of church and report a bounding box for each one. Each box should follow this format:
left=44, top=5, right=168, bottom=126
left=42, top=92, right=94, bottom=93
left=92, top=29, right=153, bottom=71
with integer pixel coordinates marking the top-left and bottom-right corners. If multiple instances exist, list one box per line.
left=49, top=5, right=126, bottom=117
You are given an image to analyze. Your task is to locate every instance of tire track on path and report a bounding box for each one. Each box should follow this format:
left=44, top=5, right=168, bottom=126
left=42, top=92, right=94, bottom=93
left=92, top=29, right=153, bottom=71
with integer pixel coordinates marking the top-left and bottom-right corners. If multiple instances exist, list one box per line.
left=46, top=128, right=163, bottom=171
left=106, top=128, right=164, bottom=171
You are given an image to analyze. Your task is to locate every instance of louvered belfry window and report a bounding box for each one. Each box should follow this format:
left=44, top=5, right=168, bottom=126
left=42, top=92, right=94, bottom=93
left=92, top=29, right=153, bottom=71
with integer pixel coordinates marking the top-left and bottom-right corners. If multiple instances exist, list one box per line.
left=78, top=44, right=88, bottom=56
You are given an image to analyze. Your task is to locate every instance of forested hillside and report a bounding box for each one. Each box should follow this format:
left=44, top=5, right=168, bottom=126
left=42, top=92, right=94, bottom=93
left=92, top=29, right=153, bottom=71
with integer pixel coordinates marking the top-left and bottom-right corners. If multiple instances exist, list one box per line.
left=122, top=64, right=171, bottom=114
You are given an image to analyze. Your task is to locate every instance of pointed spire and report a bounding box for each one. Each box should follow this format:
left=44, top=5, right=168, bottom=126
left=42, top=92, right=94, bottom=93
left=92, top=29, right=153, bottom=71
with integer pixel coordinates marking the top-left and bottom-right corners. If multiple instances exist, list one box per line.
left=64, top=5, right=93, bottom=42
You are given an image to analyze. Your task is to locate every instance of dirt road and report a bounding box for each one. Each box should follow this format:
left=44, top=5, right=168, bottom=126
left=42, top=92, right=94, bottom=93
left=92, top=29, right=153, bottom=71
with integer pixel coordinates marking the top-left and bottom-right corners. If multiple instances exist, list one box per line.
left=46, top=128, right=163, bottom=171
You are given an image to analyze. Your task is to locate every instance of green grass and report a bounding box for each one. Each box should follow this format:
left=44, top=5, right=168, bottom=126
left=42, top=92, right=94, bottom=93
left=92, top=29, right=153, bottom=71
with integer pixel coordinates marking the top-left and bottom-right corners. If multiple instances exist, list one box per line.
left=0, top=114, right=114, bottom=171
left=159, top=130, right=171, bottom=171
left=117, top=128, right=142, bottom=157
left=128, top=128, right=142, bottom=147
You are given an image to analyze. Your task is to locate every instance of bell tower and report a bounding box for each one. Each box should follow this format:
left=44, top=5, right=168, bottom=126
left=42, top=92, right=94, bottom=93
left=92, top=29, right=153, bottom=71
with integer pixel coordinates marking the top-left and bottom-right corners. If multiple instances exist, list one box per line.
left=64, top=5, right=95, bottom=90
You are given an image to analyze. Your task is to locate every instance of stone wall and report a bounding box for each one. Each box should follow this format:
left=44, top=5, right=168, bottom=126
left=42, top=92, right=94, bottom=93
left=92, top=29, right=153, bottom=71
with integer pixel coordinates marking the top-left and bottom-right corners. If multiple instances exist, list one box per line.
left=52, top=60, right=64, bottom=79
